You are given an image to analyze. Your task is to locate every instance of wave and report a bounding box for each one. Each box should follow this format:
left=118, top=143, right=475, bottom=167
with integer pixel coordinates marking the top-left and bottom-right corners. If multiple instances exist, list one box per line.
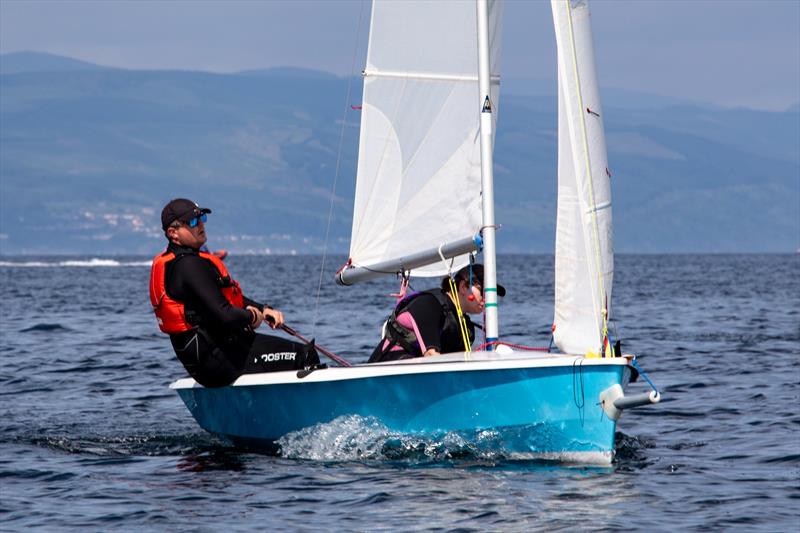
left=19, top=323, right=71, bottom=333
left=12, top=417, right=635, bottom=468
left=276, top=415, right=613, bottom=466
left=24, top=431, right=222, bottom=457
left=0, top=258, right=151, bottom=268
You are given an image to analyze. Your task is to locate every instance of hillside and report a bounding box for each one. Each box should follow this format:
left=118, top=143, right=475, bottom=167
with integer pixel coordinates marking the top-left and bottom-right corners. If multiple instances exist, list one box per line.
left=1, top=52, right=797, bottom=254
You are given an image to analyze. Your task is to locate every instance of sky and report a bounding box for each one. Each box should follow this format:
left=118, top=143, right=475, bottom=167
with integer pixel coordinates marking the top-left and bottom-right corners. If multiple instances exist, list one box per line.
left=1, top=0, right=799, bottom=111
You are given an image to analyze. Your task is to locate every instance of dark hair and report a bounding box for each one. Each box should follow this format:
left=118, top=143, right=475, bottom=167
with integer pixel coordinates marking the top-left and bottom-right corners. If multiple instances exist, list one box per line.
left=439, top=263, right=507, bottom=297
left=441, top=264, right=478, bottom=293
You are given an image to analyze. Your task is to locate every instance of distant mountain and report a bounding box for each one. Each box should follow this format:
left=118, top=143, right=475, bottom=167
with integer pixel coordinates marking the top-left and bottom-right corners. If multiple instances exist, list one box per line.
left=237, top=67, right=341, bottom=80
left=0, top=51, right=117, bottom=75
left=0, top=52, right=797, bottom=254
left=502, top=77, right=698, bottom=111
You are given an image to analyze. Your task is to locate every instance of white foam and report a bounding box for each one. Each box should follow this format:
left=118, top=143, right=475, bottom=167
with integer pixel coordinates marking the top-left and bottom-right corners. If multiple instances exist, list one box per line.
left=277, top=415, right=392, bottom=461
left=275, top=415, right=614, bottom=464
left=0, top=258, right=152, bottom=268
left=506, top=450, right=614, bottom=465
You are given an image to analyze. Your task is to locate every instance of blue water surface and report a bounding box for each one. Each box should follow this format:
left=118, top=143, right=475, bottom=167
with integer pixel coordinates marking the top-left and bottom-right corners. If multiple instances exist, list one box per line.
left=1, top=254, right=798, bottom=531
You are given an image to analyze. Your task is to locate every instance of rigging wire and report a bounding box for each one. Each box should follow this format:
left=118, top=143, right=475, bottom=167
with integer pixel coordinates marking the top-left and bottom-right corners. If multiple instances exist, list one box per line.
left=311, top=0, right=367, bottom=339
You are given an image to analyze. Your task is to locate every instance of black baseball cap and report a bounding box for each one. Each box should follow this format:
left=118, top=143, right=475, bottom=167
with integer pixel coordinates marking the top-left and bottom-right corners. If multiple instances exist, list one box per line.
left=449, top=263, right=506, bottom=297
left=161, top=198, right=211, bottom=230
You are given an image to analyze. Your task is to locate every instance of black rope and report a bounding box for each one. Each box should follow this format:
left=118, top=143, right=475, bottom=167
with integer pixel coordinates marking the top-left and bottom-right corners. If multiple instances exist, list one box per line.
left=572, top=358, right=586, bottom=427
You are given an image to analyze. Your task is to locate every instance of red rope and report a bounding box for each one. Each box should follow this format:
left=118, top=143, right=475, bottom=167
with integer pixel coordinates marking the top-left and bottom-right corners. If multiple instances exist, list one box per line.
left=390, top=276, right=409, bottom=302
left=474, top=340, right=551, bottom=353
left=335, top=258, right=352, bottom=276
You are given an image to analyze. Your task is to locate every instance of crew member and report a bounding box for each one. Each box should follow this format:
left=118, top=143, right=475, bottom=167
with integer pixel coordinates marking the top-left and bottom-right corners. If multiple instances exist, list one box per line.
left=149, top=198, right=319, bottom=387
left=368, top=264, right=505, bottom=363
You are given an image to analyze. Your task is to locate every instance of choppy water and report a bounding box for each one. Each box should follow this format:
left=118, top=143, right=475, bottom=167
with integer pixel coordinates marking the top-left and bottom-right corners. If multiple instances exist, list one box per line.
left=1, top=254, right=798, bottom=531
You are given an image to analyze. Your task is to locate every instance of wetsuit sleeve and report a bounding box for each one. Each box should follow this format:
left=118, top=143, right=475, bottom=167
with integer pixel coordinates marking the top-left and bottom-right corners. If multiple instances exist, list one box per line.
left=170, top=255, right=251, bottom=330
left=405, top=294, right=446, bottom=352
left=243, top=296, right=265, bottom=309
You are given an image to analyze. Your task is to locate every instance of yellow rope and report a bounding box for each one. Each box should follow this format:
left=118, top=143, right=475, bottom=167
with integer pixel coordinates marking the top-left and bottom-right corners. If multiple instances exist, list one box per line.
left=563, top=0, right=610, bottom=355
left=448, top=277, right=472, bottom=353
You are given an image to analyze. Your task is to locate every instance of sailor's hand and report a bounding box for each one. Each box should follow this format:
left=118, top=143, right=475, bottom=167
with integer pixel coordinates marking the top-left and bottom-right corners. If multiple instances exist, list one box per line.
left=263, top=308, right=284, bottom=329
left=423, top=348, right=441, bottom=357
left=246, top=305, right=264, bottom=329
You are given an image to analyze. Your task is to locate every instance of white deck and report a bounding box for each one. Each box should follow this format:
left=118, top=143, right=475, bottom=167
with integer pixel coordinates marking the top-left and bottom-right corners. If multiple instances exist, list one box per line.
left=170, top=350, right=631, bottom=389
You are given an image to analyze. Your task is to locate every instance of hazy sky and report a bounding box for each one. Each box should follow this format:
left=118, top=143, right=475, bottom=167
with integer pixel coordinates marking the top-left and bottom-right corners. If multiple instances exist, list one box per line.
left=1, top=0, right=798, bottom=111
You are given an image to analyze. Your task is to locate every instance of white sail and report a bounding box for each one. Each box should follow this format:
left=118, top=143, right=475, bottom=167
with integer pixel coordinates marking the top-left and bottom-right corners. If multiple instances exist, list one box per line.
left=551, top=0, right=614, bottom=355
left=347, top=0, right=503, bottom=278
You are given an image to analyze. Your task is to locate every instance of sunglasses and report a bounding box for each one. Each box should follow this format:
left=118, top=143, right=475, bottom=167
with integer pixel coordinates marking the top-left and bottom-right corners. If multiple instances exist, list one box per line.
left=186, top=213, right=207, bottom=228
left=461, top=278, right=482, bottom=293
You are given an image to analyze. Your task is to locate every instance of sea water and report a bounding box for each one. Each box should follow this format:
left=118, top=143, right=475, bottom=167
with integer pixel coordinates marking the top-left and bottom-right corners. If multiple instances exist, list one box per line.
left=1, top=254, right=797, bottom=531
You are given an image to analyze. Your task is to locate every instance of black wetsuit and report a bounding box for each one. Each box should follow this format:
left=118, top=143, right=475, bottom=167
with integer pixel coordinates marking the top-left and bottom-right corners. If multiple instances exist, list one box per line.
left=368, top=289, right=476, bottom=363
left=164, top=242, right=318, bottom=387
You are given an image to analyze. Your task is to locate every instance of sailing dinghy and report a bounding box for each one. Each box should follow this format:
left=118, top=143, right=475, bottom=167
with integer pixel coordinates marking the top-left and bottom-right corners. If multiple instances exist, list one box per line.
left=171, top=0, right=660, bottom=464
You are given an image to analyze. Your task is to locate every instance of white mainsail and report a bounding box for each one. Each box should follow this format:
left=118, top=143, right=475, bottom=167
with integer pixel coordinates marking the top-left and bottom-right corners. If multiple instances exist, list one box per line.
left=551, top=0, right=614, bottom=355
left=347, top=0, right=503, bottom=278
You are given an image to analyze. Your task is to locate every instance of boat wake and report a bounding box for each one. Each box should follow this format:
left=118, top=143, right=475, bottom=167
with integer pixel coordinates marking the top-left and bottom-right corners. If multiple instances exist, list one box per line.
left=276, top=415, right=611, bottom=465
left=277, top=415, right=500, bottom=463
left=12, top=421, right=629, bottom=467
left=613, top=431, right=657, bottom=470
left=23, top=431, right=224, bottom=457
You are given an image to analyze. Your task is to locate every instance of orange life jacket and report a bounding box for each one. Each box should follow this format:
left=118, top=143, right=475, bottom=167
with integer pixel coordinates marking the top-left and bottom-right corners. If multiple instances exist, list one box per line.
left=149, top=250, right=245, bottom=334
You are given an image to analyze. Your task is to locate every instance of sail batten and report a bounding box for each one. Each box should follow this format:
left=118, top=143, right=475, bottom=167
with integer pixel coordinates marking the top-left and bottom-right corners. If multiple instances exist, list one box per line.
left=363, top=68, right=500, bottom=84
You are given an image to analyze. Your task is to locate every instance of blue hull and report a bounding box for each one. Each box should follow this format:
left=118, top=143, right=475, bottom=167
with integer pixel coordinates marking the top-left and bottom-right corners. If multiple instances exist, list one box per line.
left=173, top=354, right=631, bottom=462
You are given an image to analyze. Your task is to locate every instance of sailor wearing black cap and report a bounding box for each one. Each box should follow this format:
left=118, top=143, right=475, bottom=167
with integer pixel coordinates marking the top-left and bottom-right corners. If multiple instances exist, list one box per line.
left=149, top=198, right=319, bottom=387
left=368, top=264, right=505, bottom=363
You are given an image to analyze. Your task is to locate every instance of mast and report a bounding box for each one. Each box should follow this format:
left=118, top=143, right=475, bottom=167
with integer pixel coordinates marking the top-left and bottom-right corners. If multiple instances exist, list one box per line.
left=476, top=0, right=499, bottom=347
